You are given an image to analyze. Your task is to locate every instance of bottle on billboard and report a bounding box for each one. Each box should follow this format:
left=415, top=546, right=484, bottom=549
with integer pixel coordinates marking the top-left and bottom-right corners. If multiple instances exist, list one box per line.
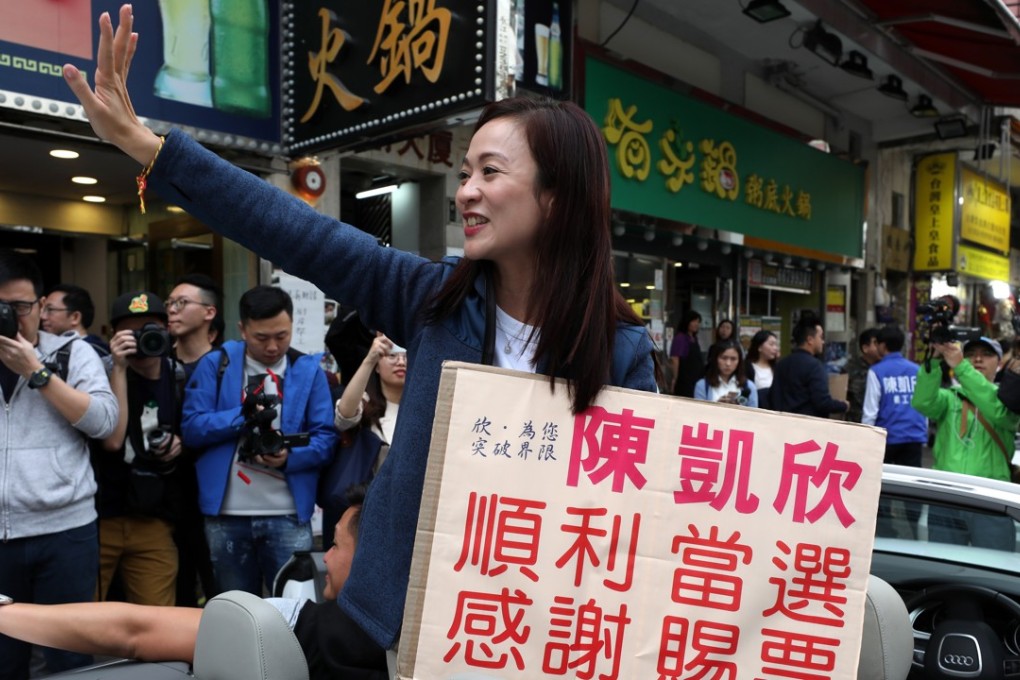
left=534, top=23, right=549, bottom=86
left=514, top=0, right=525, bottom=81
left=210, top=0, right=271, bottom=118
left=549, top=2, right=562, bottom=91
left=154, top=0, right=213, bottom=107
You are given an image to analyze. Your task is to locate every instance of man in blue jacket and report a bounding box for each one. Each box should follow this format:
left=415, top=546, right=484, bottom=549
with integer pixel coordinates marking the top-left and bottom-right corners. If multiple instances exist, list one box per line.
left=862, top=325, right=927, bottom=538
left=182, top=286, right=335, bottom=596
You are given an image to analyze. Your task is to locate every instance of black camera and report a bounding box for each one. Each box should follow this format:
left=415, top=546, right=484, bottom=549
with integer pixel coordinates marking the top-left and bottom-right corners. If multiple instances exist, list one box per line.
left=916, top=295, right=982, bottom=344
left=132, top=323, right=171, bottom=357
left=135, top=424, right=176, bottom=474
left=237, top=387, right=310, bottom=461
left=0, top=302, right=17, bottom=339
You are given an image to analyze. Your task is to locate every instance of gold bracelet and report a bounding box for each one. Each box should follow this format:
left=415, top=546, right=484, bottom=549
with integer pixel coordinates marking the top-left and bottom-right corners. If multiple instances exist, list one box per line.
left=136, top=135, right=166, bottom=214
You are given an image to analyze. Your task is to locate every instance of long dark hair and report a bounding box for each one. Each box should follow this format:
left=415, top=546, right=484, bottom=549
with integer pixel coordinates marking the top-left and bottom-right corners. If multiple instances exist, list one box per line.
left=675, top=310, right=701, bottom=337
left=747, top=330, right=777, bottom=368
left=704, top=341, right=748, bottom=389
left=361, top=372, right=387, bottom=434
left=424, top=97, right=640, bottom=413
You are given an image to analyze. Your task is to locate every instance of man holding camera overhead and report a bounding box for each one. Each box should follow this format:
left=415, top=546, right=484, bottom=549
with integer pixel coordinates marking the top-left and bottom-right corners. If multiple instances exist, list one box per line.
left=0, top=250, right=118, bottom=680
left=181, top=286, right=336, bottom=596
left=99, top=291, right=182, bottom=606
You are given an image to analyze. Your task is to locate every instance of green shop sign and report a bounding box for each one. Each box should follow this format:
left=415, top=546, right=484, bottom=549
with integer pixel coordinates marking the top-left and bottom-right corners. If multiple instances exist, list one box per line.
left=584, top=57, right=865, bottom=260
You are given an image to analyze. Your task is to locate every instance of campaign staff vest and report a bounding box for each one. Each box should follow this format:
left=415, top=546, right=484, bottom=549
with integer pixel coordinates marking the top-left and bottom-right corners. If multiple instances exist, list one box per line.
left=871, top=352, right=927, bottom=445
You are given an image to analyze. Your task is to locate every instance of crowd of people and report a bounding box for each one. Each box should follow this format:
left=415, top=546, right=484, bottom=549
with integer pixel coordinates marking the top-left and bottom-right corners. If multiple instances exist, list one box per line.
left=0, top=248, right=401, bottom=678
left=1, top=5, right=1016, bottom=679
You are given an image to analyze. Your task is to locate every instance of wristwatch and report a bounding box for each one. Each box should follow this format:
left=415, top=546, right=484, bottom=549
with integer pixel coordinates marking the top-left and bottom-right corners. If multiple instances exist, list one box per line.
left=0, top=594, right=12, bottom=606
left=27, top=366, right=52, bottom=390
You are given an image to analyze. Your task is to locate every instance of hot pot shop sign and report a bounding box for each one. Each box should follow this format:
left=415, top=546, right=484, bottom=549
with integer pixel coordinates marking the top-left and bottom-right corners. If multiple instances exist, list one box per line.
left=398, top=362, right=885, bottom=680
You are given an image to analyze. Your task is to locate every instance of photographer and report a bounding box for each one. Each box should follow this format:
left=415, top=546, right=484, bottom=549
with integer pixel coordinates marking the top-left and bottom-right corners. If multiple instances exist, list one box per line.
left=0, top=250, right=118, bottom=679
left=912, top=337, right=1019, bottom=549
left=182, top=286, right=336, bottom=596
left=98, top=292, right=181, bottom=606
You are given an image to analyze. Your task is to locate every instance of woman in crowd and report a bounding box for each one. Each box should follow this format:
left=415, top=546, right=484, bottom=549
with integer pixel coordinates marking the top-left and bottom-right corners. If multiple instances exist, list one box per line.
left=746, top=330, right=779, bottom=409
left=714, top=318, right=736, bottom=344
left=694, top=341, right=758, bottom=408
left=334, top=333, right=405, bottom=474
left=63, top=6, right=657, bottom=658
left=670, top=310, right=704, bottom=397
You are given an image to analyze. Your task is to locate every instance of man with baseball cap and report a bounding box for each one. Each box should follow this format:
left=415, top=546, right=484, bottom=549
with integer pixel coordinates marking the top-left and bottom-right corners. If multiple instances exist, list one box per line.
left=912, top=335, right=1019, bottom=549
left=97, top=291, right=182, bottom=606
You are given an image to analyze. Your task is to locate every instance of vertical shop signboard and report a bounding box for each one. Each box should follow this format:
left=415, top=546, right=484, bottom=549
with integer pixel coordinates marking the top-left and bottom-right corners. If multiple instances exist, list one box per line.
left=912, top=154, right=956, bottom=272
left=959, top=167, right=1010, bottom=255
left=398, top=363, right=886, bottom=679
left=287, top=0, right=499, bottom=154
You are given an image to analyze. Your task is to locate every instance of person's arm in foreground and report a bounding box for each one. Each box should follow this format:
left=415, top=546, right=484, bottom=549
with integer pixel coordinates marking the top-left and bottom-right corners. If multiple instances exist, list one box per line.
left=0, top=602, right=200, bottom=664
left=910, top=349, right=950, bottom=421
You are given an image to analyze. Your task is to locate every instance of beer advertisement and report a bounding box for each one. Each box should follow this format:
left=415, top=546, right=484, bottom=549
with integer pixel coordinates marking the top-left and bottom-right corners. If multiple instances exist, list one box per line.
left=0, top=0, right=282, bottom=144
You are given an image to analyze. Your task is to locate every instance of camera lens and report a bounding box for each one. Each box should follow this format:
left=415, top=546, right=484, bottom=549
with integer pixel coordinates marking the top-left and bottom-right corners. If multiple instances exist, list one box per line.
left=135, top=323, right=170, bottom=357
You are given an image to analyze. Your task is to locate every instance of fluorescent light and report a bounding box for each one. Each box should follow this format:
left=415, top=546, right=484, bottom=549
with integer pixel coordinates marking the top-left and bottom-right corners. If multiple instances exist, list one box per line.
left=619, top=282, right=630, bottom=288
left=50, top=149, right=79, bottom=159
left=355, top=184, right=399, bottom=200
left=167, top=206, right=185, bottom=213
left=71, top=176, right=97, bottom=185
left=742, top=0, right=791, bottom=23
left=82, top=195, right=106, bottom=203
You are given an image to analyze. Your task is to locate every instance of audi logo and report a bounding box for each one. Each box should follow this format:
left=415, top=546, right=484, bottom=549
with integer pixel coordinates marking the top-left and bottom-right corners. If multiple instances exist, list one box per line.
left=943, top=654, right=976, bottom=668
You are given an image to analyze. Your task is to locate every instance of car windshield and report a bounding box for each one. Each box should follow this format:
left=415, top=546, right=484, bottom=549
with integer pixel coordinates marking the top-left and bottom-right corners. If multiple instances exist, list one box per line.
left=875, top=490, right=1020, bottom=573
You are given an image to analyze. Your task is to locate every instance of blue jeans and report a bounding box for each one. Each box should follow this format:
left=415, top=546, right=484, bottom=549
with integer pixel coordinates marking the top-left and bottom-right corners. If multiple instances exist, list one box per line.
left=204, top=515, right=312, bottom=595
left=0, top=521, right=98, bottom=680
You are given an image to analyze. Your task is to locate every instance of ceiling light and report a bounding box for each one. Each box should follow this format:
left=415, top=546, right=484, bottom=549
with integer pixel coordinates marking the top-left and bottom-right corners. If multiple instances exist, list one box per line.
left=910, top=94, right=939, bottom=118
left=934, top=115, right=968, bottom=140
left=167, top=206, right=185, bottom=213
left=671, top=234, right=684, bottom=246
left=355, top=183, right=398, bottom=200
left=82, top=195, right=106, bottom=203
left=674, top=262, right=684, bottom=267
left=612, top=224, right=626, bottom=237
left=742, top=0, right=791, bottom=24
left=877, top=75, right=908, bottom=101
left=643, top=228, right=656, bottom=242
left=802, top=21, right=843, bottom=67
left=50, top=149, right=79, bottom=159
left=696, top=240, right=709, bottom=251
left=840, top=51, right=873, bottom=80
left=720, top=244, right=732, bottom=255
left=71, top=176, right=97, bottom=185
left=619, top=282, right=630, bottom=288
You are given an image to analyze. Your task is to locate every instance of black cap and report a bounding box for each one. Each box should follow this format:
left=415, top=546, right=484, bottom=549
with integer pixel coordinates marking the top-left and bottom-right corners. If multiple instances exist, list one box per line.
left=110, top=291, right=167, bottom=327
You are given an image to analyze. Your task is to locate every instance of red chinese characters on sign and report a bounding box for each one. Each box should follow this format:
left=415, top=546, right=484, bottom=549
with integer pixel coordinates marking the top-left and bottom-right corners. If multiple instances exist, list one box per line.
left=568, top=407, right=654, bottom=493
left=671, top=525, right=752, bottom=612
left=657, top=617, right=740, bottom=680
left=759, top=628, right=839, bottom=680
left=455, top=493, right=546, bottom=582
left=543, top=597, right=631, bottom=679
left=556, top=508, right=640, bottom=591
left=773, top=440, right=862, bottom=527
left=444, top=588, right=532, bottom=670
left=674, top=423, right=759, bottom=513
left=763, top=541, right=850, bottom=627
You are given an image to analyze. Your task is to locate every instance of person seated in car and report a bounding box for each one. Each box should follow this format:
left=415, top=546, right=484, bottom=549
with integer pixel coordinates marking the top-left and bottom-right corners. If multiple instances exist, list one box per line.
left=0, top=485, right=386, bottom=680
left=912, top=337, right=1019, bottom=550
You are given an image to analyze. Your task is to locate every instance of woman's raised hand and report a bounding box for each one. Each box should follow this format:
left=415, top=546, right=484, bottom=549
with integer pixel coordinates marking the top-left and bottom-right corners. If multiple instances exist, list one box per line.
left=366, top=333, right=394, bottom=366
left=62, top=4, right=162, bottom=166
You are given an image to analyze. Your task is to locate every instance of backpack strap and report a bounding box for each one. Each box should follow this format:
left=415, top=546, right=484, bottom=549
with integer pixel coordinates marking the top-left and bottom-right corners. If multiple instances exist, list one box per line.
left=961, top=398, right=1012, bottom=465
left=214, top=347, right=230, bottom=404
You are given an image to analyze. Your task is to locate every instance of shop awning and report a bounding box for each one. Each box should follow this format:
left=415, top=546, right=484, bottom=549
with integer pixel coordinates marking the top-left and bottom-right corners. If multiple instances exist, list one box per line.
left=854, top=0, right=1020, bottom=106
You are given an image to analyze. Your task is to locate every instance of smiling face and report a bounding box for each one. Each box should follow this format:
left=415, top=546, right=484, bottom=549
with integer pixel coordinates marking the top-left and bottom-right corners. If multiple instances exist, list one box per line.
left=456, top=117, right=550, bottom=272
left=376, top=350, right=406, bottom=392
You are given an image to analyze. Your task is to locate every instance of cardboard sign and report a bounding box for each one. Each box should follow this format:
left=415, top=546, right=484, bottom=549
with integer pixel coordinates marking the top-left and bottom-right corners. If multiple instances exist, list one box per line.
left=400, top=363, right=886, bottom=679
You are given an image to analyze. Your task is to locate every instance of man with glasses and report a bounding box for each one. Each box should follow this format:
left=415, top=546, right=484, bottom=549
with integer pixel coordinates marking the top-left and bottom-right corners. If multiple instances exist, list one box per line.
left=165, top=274, right=222, bottom=608
left=40, top=284, right=110, bottom=357
left=912, top=336, right=1019, bottom=549
left=166, top=274, right=221, bottom=375
left=0, top=250, right=118, bottom=680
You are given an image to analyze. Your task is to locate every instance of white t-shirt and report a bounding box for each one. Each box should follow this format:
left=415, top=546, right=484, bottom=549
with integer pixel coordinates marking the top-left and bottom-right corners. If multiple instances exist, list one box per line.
left=753, top=363, right=774, bottom=390
left=494, top=306, right=539, bottom=373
